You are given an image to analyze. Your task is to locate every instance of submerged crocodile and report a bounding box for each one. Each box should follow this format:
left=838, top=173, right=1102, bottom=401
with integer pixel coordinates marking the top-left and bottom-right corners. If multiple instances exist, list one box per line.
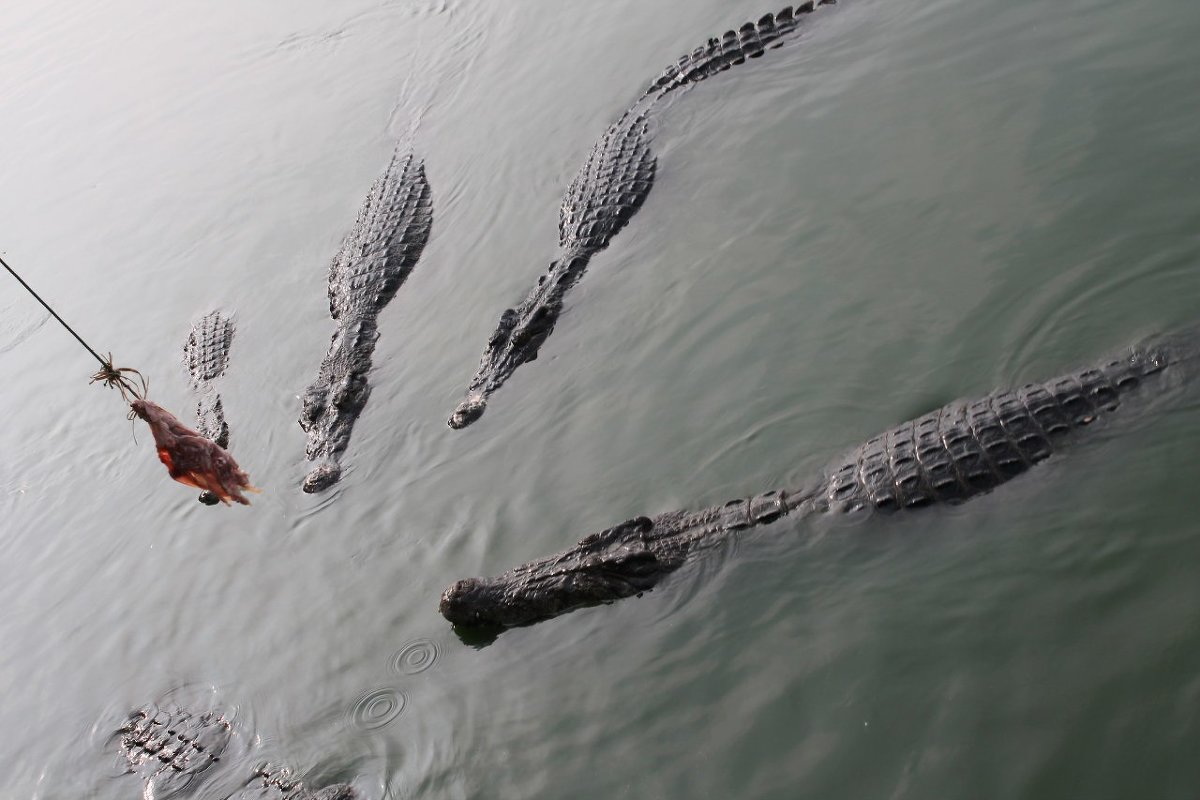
left=183, top=311, right=236, bottom=505
left=440, top=328, right=1196, bottom=629
left=448, top=2, right=840, bottom=429
left=117, top=702, right=355, bottom=800
left=300, top=149, right=433, bottom=492
left=231, top=766, right=357, bottom=800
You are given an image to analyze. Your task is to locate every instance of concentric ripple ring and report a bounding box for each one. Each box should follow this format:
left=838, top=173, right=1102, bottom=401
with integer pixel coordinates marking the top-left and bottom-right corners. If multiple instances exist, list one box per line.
left=391, top=639, right=439, bottom=675
left=350, top=688, right=406, bottom=730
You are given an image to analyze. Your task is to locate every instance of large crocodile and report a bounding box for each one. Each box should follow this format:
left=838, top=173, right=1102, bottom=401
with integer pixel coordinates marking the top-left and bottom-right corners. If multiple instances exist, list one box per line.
left=448, top=2, right=840, bottom=429
left=300, top=149, right=433, bottom=492
left=117, top=702, right=356, bottom=799
left=440, top=328, right=1196, bottom=630
left=183, top=311, right=236, bottom=505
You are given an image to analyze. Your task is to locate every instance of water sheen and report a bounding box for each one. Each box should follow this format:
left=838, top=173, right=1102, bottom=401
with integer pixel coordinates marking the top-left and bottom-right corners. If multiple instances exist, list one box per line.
left=2, top=0, right=1199, bottom=797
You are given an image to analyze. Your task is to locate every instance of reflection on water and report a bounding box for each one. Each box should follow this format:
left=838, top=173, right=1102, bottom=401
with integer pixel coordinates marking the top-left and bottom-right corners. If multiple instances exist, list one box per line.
left=2, top=0, right=1200, bottom=798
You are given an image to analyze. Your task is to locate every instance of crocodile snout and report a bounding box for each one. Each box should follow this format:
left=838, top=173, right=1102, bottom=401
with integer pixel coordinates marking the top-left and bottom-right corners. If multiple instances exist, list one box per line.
left=439, top=577, right=501, bottom=627
left=448, top=395, right=487, bottom=429
left=302, top=462, right=342, bottom=493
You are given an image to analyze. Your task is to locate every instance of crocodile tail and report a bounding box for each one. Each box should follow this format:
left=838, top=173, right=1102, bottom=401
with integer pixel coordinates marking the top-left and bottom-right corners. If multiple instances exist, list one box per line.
left=638, top=3, right=838, bottom=103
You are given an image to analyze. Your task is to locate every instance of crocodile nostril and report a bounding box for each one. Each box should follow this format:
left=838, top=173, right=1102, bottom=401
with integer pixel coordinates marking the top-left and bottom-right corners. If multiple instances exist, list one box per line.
left=448, top=397, right=486, bottom=429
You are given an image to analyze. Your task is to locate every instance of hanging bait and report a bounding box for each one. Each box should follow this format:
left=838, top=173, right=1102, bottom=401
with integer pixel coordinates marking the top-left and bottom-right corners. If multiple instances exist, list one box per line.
left=130, top=399, right=259, bottom=506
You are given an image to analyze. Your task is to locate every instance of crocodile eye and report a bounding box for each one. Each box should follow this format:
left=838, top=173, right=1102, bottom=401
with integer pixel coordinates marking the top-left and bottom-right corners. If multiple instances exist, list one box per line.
left=332, top=377, right=368, bottom=410
left=301, top=396, right=326, bottom=423
left=488, top=309, right=519, bottom=350
left=487, top=327, right=509, bottom=349
left=528, top=306, right=551, bottom=331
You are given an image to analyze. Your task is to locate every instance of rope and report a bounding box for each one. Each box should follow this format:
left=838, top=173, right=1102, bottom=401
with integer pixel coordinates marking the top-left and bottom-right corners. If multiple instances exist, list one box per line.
left=1, top=252, right=147, bottom=401
left=1, top=252, right=109, bottom=368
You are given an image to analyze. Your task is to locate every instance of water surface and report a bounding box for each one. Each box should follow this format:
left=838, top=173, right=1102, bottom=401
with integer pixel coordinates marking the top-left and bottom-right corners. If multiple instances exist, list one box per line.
left=2, top=0, right=1200, bottom=797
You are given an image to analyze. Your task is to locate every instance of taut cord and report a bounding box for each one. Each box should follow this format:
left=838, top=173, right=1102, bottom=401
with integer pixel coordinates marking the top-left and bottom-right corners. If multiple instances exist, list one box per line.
left=1, top=252, right=147, bottom=402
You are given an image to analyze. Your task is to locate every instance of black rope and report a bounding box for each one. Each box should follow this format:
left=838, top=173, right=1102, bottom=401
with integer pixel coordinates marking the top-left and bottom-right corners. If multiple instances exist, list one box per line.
left=2, top=251, right=148, bottom=402
left=1, top=252, right=108, bottom=369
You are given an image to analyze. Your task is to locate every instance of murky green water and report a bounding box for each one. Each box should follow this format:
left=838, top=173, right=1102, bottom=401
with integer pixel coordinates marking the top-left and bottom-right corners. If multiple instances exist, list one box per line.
left=3, top=0, right=1199, bottom=797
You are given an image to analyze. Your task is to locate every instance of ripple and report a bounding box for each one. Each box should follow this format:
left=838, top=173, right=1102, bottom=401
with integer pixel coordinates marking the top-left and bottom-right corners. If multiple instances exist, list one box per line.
left=350, top=688, right=407, bottom=730
left=0, top=299, right=49, bottom=356
left=391, top=639, right=439, bottom=675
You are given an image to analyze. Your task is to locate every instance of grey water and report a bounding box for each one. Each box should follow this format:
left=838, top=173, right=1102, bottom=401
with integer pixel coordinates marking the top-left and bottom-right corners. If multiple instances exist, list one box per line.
left=2, top=0, right=1199, bottom=797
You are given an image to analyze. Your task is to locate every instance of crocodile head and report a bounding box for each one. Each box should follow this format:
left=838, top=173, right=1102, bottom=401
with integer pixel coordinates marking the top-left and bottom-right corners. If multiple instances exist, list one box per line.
left=299, top=331, right=372, bottom=491
left=448, top=393, right=487, bottom=429
left=439, top=517, right=672, bottom=629
left=299, top=376, right=362, bottom=493
left=449, top=304, right=558, bottom=430
left=448, top=262, right=584, bottom=429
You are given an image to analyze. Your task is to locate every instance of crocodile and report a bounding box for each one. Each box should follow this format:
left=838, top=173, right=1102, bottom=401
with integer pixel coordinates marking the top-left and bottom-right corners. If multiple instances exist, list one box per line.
left=448, top=2, right=840, bottom=429
left=300, top=149, right=433, bottom=492
left=117, top=703, right=232, bottom=797
left=231, top=765, right=357, bottom=800
left=440, top=328, right=1196, bottom=630
left=183, top=311, right=236, bottom=505
left=117, top=702, right=356, bottom=800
